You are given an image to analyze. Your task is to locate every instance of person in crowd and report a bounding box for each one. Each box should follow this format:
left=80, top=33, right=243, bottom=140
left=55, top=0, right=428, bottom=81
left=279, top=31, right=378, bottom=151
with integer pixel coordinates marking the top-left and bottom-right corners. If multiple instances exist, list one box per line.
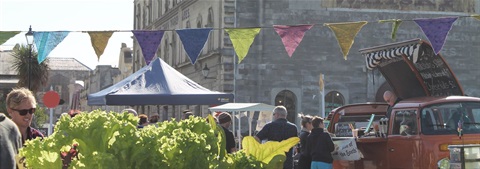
left=122, top=108, right=138, bottom=117
left=150, top=113, right=159, bottom=123
left=68, top=109, right=81, bottom=118
left=296, top=114, right=313, bottom=169
left=137, top=114, right=149, bottom=128
left=0, top=112, right=22, bottom=169
left=182, top=109, right=194, bottom=120
left=383, top=90, right=401, bottom=118
left=255, top=106, right=298, bottom=169
left=217, top=112, right=237, bottom=153
left=305, top=116, right=335, bottom=169
left=6, top=87, right=44, bottom=145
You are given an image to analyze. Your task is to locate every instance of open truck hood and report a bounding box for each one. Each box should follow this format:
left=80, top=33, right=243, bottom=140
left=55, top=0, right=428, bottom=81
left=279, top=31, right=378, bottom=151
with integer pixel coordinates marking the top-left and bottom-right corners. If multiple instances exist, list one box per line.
left=360, top=39, right=464, bottom=100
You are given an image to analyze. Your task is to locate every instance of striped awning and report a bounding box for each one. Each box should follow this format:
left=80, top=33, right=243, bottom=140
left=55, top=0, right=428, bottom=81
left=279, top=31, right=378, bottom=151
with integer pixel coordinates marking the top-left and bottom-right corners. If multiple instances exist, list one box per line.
left=362, top=41, right=421, bottom=70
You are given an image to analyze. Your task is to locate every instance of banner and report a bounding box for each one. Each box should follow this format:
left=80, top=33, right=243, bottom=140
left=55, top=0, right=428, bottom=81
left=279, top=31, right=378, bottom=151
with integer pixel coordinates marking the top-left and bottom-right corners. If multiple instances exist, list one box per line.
left=332, top=138, right=362, bottom=161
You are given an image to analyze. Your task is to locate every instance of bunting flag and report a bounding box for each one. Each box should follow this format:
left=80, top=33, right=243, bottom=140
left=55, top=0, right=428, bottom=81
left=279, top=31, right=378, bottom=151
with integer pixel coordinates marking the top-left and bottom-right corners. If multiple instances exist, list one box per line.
left=472, top=14, right=480, bottom=20
left=273, top=25, right=313, bottom=57
left=0, top=31, right=21, bottom=45
left=225, top=28, right=261, bottom=63
left=88, top=31, right=114, bottom=61
left=378, top=19, right=402, bottom=41
left=132, top=30, right=165, bottom=65
left=325, top=21, right=367, bottom=60
left=33, top=31, right=70, bottom=64
left=414, top=17, right=458, bottom=54
left=176, top=28, right=212, bottom=64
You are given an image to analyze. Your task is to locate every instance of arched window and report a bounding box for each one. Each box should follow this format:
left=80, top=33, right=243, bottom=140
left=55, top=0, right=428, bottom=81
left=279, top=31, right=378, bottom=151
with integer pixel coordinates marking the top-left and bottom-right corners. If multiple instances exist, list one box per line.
left=135, top=4, right=141, bottom=29
left=165, top=0, right=169, bottom=12
left=207, top=7, right=214, bottom=51
left=325, top=91, right=345, bottom=116
left=275, top=90, right=297, bottom=123
left=197, top=14, right=203, bottom=28
left=164, top=35, right=170, bottom=64
left=157, top=0, right=162, bottom=17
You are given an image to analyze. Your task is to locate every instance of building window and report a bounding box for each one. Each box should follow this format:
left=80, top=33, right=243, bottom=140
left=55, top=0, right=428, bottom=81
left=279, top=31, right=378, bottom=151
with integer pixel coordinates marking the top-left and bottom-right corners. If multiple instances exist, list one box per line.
left=165, top=0, right=169, bottom=12
left=207, top=7, right=214, bottom=51
left=157, top=0, right=162, bottom=17
left=325, top=91, right=344, bottom=116
left=124, top=51, right=132, bottom=63
left=164, top=35, right=170, bottom=64
left=275, top=90, right=297, bottom=123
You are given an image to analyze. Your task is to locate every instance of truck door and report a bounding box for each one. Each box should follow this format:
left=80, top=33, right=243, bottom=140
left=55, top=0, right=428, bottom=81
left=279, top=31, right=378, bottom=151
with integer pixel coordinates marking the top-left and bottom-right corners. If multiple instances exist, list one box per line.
left=387, top=110, right=419, bottom=169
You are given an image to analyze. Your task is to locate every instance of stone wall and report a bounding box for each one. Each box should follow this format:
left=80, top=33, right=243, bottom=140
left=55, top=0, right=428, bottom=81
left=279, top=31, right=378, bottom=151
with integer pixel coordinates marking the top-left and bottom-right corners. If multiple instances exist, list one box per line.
left=235, top=0, right=480, bottom=115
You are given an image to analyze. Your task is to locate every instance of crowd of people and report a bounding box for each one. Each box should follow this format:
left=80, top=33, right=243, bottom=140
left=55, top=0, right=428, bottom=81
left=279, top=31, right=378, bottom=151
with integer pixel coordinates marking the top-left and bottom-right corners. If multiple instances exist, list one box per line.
left=254, top=106, right=336, bottom=169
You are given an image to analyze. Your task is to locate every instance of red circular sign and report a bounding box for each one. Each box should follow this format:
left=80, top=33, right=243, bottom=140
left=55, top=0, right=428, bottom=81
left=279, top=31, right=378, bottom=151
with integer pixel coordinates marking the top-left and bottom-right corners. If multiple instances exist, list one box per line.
left=43, top=91, right=60, bottom=108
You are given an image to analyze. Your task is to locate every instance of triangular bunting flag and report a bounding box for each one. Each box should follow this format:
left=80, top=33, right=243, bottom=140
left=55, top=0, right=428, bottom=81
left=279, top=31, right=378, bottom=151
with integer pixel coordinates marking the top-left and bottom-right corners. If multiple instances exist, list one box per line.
left=414, top=17, right=457, bottom=54
left=176, top=28, right=212, bottom=64
left=132, top=30, right=165, bottom=65
left=88, top=31, right=114, bottom=61
left=0, top=31, right=21, bottom=45
left=325, top=21, right=367, bottom=60
left=225, top=28, right=261, bottom=63
left=471, top=14, right=480, bottom=21
left=273, top=25, right=313, bottom=57
left=33, top=31, right=70, bottom=64
left=378, top=19, right=402, bottom=41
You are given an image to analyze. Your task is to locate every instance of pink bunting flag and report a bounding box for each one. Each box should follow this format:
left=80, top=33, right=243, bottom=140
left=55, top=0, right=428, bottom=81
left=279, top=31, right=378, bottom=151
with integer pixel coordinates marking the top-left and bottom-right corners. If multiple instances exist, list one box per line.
left=132, top=30, right=165, bottom=65
left=414, top=17, right=457, bottom=54
left=273, top=25, right=313, bottom=57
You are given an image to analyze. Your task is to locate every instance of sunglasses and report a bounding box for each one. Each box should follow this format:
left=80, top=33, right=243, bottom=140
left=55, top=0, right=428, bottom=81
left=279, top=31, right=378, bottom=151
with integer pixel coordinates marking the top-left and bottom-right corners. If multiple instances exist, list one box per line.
left=11, top=108, right=36, bottom=116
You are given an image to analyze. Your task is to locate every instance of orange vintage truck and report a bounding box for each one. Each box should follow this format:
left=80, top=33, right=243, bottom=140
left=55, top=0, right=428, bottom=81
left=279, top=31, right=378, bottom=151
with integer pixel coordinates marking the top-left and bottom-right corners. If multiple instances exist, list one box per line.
left=326, top=39, right=480, bottom=169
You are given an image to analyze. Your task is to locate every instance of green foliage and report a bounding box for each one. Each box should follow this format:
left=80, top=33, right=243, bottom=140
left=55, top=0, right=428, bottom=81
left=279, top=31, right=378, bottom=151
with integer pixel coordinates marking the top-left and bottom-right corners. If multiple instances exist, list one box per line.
left=11, top=44, right=50, bottom=93
left=242, top=136, right=300, bottom=169
left=19, top=111, right=222, bottom=169
left=19, top=111, right=299, bottom=169
left=33, top=105, right=48, bottom=127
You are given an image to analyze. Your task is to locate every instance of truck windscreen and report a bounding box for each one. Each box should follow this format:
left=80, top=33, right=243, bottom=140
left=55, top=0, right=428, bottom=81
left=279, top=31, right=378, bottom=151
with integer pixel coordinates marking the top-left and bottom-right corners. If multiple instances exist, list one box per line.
left=421, top=102, right=480, bottom=135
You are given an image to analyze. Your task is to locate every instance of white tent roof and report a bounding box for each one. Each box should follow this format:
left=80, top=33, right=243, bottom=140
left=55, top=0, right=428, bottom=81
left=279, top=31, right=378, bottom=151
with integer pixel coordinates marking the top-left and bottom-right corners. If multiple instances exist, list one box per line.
left=209, top=103, right=275, bottom=112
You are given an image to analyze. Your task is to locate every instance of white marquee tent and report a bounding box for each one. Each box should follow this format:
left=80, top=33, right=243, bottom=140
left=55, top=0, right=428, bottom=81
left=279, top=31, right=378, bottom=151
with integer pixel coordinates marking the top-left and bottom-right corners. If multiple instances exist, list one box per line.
left=209, top=103, right=276, bottom=149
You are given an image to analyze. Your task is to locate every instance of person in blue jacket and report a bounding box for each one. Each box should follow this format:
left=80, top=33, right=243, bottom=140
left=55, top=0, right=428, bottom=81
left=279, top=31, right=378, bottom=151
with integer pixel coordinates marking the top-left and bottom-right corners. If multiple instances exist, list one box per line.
left=305, top=116, right=335, bottom=169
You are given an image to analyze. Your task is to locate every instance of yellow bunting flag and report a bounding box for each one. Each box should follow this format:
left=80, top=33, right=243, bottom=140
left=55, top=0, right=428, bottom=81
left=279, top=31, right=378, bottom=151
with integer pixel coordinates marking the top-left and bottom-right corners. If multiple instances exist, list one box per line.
left=88, top=31, right=114, bottom=60
left=225, top=28, right=261, bottom=63
left=378, top=19, right=402, bottom=41
left=472, top=14, right=480, bottom=21
left=325, top=21, right=368, bottom=60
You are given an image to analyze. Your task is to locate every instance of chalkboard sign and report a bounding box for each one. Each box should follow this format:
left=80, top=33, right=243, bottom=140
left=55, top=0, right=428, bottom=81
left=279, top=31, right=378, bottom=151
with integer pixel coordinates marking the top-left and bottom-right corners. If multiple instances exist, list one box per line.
left=335, top=122, right=355, bottom=137
left=375, top=40, right=464, bottom=99
left=413, top=43, right=463, bottom=96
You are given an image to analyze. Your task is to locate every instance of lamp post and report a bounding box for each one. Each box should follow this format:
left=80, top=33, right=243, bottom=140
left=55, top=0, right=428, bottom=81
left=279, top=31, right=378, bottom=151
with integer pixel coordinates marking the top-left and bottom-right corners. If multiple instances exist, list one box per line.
left=25, top=26, right=34, bottom=90
left=202, top=64, right=210, bottom=79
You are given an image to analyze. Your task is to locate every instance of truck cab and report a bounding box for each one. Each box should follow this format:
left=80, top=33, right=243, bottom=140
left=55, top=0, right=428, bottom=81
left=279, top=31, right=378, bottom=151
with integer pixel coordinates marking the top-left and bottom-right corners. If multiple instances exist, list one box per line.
left=326, top=39, right=480, bottom=169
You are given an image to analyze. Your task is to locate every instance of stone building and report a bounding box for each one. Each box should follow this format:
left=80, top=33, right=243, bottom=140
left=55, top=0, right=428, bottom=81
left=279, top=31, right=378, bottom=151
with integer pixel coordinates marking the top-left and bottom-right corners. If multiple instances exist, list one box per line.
left=133, top=0, right=480, bottom=125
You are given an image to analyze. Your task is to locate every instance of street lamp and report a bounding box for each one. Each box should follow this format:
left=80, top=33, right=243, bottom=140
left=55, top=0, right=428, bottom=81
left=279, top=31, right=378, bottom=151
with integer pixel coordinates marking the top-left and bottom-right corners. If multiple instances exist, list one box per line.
left=202, top=63, right=216, bottom=79
left=25, top=26, right=34, bottom=90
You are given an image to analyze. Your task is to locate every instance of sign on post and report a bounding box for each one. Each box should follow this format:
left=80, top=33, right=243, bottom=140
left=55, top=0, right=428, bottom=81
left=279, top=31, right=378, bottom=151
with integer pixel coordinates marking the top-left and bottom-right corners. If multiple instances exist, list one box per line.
left=42, top=91, right=60, bottom=136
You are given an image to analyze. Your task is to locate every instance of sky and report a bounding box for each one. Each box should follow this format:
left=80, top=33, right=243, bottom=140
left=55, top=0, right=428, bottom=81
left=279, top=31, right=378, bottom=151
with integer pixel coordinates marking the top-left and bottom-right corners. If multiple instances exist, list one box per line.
left=0, top=0, right=134, bottom=69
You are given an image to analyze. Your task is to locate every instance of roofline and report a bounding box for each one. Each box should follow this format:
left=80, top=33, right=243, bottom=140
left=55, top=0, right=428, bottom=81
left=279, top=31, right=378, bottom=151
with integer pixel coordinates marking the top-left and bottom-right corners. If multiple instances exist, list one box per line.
left=394, top=96, right=480, bottom=109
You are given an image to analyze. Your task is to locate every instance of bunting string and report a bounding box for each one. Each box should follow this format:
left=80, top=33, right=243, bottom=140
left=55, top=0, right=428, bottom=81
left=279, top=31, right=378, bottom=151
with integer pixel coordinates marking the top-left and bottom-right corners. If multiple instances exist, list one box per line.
left=1, top=14, right=479, bottom=65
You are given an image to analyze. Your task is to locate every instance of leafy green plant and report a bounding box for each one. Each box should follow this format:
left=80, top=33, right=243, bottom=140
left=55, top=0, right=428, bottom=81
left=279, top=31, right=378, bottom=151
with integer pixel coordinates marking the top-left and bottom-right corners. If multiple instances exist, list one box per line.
left=19, top=110, right=299, bottom=169
left=242, top=136, right=300, bottom=169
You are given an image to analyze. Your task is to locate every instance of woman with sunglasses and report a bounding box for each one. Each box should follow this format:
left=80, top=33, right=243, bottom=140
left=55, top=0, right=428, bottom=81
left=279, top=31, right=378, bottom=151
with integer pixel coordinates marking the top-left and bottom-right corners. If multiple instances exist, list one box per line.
left=6, top=87, right=44, bottom=145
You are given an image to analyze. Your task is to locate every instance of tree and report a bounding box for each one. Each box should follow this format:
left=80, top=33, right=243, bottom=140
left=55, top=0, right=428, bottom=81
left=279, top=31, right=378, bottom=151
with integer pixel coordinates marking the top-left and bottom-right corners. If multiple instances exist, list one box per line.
left=11, top=44, right=50, bottom=94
